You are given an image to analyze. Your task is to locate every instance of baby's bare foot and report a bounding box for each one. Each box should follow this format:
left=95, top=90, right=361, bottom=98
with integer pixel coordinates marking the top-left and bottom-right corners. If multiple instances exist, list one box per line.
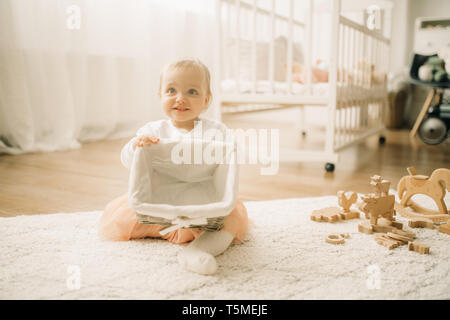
left=178, top=247, right=217, bottom=275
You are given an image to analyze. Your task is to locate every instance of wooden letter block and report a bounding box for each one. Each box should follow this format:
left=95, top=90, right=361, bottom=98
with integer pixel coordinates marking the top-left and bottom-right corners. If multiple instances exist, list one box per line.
left=325, top=233, right=345, bottom=245
left=408, top=218, right=435, bottom=229
left=408, top=242, right=430, bottom=254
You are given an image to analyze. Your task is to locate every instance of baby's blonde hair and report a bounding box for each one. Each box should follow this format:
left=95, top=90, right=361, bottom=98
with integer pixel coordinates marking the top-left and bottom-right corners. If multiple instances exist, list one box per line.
left=159, top=58, right=212, bottom=108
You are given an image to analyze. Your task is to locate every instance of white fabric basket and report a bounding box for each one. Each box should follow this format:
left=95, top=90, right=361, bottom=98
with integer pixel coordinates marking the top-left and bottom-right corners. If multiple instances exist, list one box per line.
left=128, top=138, right=238, bottom=235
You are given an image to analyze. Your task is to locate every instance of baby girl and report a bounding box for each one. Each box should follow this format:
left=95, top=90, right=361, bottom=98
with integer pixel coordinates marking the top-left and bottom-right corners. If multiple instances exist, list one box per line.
left=98, top=58, right=248, bottom=275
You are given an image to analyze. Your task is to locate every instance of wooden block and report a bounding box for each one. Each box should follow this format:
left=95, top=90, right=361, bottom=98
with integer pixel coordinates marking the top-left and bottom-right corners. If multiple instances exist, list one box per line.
left=438, top=222, right=450, bottom=235
left=374, top=234, right=403, bottom=250
left=358, top=221, right=373, bottom=234
left=325, top=233, right=345, bottom=245
left=391, top=220, right=403, bottom=230
left=340, top=233, right=350, bottom=239
left=372, top=224, right=397, bottom=233
left=387, top=232, right=414, bottom=244
left=408, top=241, right=430, bottom=254
left=311, top=207, right=341, bottom=223
left=408, top=218, right=435, bottom=229
left=377, top=218, right=392, bottom=226
left=390, top=228, right=416, bottom=239
left=339, top=210, right=360, bottom=220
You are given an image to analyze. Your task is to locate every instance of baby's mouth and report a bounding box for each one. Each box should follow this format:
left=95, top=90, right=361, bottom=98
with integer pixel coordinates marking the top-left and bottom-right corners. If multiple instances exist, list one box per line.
left=173, top=106, right=189, bottom=112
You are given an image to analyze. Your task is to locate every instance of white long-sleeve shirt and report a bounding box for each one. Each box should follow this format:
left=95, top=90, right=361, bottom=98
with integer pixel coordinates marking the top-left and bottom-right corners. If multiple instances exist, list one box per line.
left=120, top=118, right=231, bottom=169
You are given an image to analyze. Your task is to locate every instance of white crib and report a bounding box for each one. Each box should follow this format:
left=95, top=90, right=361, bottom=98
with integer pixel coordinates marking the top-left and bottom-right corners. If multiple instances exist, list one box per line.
left=212, top=0, right=392, bottom=171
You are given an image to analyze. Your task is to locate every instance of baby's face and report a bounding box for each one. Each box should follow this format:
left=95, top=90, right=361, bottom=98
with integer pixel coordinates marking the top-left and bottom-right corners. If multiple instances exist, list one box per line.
left=160, top=68, right=210, bottom=130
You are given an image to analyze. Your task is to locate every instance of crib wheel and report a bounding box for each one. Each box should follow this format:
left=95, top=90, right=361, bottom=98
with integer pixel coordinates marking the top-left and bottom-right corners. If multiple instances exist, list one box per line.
left=325, top=162, right=335, bottom=172
left=379, top=136, right=386, bottom=144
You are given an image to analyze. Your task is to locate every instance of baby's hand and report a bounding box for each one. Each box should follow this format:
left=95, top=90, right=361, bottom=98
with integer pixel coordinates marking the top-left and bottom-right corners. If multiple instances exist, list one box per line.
left=133, top=135, right=160, bottom=150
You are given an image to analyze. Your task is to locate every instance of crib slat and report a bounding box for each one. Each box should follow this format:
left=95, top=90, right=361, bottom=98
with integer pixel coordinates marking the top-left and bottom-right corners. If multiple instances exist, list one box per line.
left=306, top=0, right=312, bottom=95
left=351, top=27, right=356, bottom=88
left=358, top=30, right=363, bottom=87
left=216, top=0, right=223, bottom=121
left=327, top=0, right=340, bottom=153
left=268, top=0, right=275, bottom=94
left=339, top=15, right=389, bottom=44
left=222, top=0, right=305, bottom=28
left=226, top=0, right=230, bottom=79
left=286, top=0, right=293, bottom=95
left=235, top=0, right=240, bottom=94
left=252, top=0, right=257, bottom=94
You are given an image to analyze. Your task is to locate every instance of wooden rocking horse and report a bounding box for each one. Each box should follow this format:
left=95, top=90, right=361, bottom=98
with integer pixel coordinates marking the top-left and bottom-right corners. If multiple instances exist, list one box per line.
left=397, top=167, right=450, bottom=215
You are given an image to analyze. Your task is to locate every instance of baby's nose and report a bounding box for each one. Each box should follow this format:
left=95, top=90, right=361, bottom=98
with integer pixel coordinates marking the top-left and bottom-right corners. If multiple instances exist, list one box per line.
left=176, top=94, right=186, bottom=103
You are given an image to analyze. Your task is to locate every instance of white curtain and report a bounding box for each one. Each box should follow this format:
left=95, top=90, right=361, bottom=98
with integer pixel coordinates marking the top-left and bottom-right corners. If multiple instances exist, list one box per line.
left=0, top=0, right=216, bottom=154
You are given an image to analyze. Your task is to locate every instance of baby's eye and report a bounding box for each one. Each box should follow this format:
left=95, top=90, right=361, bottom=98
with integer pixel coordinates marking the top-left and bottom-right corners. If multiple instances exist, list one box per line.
left=188, top=89, right=198, bottom=95
left=167, top=88, right=176, bottom=94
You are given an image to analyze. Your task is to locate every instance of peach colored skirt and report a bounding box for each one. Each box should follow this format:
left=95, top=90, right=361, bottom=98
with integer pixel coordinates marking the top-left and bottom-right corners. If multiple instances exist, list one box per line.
left=98, top=193, right=249, bottom=244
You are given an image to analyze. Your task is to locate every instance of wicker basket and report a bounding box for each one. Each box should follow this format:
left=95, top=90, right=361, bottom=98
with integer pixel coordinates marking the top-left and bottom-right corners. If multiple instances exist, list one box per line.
left=136, top=214, right=226, bottom=232
left=129, top=138, right=238, bottom=234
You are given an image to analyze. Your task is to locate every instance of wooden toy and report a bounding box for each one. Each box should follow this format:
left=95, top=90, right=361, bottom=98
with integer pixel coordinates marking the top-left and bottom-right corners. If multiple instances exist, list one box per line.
left=374, top=234, right=404, bottom=250
left=390, top=228, right=416, bottom=239
left=370, top=175, right=390, bottom=196
left=376, top=218, right=404, bottom=230
left=311, top=190, right=360, bottom=223
left=311, top=207, right=341, bottom=223
left=361, top=195, right=396, bottom=225
left=360, top=176, right=396, bottom=225
left=387, top=232, right=414, bottom=244
left=397, top=167, right=450, bottom=215
left=408, top=242, right=430, bottom=254
left=391, top=221, right=403, bottom=230
left=394, top=202, right=450, bottom=223
left=325, top=233, right=345, bottom=245
left=438, top=221, right=450, bottom=235
left=337, top=191, right=356, bottom=210
left=372, top=224, right=400, bottom=234
left=358, top=221, right=373, bottom=234
left=408, top=217, right=435, bottom=229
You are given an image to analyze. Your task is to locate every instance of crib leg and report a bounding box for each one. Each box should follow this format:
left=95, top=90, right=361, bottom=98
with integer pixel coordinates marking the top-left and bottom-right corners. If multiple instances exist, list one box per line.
left=325, top=163, right=335, bottom=173
left=295, top=106, right=307, bottom=137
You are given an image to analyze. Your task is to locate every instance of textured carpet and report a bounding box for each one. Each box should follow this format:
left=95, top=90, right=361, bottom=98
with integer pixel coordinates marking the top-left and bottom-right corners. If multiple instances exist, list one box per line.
left=1, top=194, right=449, bottom=300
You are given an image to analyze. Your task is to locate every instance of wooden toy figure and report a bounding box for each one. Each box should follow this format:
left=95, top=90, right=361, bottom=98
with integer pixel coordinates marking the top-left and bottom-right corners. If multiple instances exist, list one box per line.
left=370, top=175, right=390, bottom=197
left=361, top=176, right=395, bottom=225
left=397, top=167, right=450, bottom=215
left=311, top=190, right=359, bottom=222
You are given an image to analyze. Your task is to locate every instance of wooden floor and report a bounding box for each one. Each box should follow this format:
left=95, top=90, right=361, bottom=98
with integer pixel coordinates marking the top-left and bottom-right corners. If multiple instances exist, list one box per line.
left=0, top=123, right=449, bottom=217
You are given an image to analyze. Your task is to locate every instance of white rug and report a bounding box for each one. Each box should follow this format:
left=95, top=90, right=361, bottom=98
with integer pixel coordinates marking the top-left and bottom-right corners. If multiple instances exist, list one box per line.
left=1, top=195, right=449, bottom=300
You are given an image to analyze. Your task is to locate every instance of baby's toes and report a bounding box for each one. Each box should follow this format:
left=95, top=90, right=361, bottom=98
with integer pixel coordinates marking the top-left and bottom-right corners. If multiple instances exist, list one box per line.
left=178, top=247, right=217, bottom=275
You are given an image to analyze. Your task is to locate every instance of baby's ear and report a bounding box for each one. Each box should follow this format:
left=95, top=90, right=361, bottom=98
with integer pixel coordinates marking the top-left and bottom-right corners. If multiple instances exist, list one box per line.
left=205, top=94, right=211, bottom=105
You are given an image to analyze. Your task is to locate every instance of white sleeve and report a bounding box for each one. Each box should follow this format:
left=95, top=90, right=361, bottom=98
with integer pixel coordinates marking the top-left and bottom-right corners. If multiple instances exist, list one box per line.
left=120, top=122, right=161, bottom=169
